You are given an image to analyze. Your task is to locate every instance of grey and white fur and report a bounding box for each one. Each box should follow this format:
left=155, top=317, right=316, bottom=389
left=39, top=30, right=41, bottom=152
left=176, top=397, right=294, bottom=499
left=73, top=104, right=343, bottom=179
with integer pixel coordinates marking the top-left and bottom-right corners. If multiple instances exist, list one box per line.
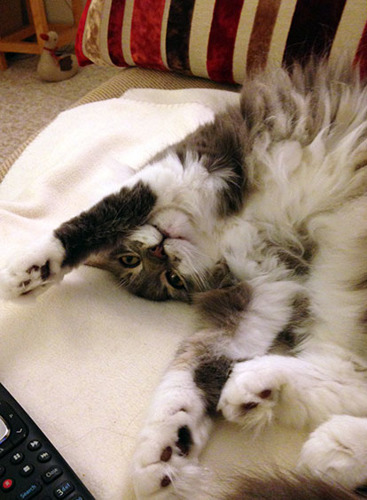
left=2, top=59, right=367, bottom=498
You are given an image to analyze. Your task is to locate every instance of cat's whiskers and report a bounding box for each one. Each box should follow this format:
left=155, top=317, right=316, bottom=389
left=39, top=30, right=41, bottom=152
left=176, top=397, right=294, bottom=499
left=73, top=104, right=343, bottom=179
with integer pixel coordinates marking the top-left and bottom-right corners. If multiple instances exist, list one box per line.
left=117, top=275, right=132, bottom=289
left=175, top=245, right=208, bottom=291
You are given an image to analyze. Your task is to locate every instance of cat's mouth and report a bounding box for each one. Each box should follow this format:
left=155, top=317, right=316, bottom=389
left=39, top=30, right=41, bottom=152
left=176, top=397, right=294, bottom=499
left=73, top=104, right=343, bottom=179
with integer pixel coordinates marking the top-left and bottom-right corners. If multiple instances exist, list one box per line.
left=153, top=224, right=185, bottom=243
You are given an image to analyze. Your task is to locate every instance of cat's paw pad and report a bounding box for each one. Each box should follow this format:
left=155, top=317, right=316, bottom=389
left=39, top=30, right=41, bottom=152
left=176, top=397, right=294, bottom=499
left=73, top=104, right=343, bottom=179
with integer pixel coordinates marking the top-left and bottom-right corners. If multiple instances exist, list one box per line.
left=218, top=360, right=281, bottom=431
left=298, top=415, right=367, bottom=489
left=0, top=236, right=66, bottom=298
left=133, top=409, right=210, bottom=499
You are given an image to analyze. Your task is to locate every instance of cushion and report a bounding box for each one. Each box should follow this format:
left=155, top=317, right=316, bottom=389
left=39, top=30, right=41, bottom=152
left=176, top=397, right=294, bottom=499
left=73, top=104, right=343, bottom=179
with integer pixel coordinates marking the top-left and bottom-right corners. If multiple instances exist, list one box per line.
left=76, top=0, right=367, bottom=85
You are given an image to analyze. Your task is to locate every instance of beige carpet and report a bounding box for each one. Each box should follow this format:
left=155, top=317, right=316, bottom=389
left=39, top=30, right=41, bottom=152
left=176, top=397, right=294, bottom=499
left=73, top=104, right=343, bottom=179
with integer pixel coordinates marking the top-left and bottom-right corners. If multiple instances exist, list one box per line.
left=0, top=54, right=120, bottom=165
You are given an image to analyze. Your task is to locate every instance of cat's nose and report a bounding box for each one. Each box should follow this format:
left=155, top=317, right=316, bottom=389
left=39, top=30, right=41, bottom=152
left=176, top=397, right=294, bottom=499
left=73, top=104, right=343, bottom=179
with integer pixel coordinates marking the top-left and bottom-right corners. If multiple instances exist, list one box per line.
left=149, top=244, right=167, bottom=260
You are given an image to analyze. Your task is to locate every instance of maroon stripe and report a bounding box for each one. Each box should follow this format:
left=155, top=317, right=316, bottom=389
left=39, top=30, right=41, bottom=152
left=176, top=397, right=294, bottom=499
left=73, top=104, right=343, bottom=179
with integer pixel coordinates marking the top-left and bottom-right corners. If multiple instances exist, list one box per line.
left=75, top=0, right=94, bottom=66
left=246, top=0, right=281, bottom=73
left=207, top=0, right=244, bottom=83
left=130, top=0, right=166, bottom=70
left=107, top=0, right=128, bottom=66
left=283, top=0, right=347, bottom=66
left=166, top=0, right=195, bottom=74
left=355, top=20, right=367, bottom=80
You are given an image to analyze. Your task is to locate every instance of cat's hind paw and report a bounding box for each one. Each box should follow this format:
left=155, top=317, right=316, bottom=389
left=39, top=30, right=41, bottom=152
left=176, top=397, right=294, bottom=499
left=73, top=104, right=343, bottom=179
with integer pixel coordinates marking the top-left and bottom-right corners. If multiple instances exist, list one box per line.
left=0, top=236, right=66, bottom=299
left=217, top=357, right=284, bottom=432
left=132, top=371, right=211, bottom=499
left=298, top=415, right=367, bottom=490
left=133, top=419, right=206, bottom=499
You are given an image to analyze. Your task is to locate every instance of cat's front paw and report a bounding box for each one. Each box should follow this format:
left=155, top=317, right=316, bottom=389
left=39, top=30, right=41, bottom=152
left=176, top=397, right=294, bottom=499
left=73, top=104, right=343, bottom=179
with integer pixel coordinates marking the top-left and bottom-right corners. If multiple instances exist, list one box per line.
left=0, top=235, right=66, bottom=299
left=132, top=371, right=211, bottom=499
left=298, top=415, right=367, bottom=490
left=217, top=357, right=285, bottom=432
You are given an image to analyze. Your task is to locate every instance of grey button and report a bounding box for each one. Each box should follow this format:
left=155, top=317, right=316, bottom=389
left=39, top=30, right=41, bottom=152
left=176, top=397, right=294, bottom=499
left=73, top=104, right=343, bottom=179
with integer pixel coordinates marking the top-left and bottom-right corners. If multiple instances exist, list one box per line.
left=0, top=416, right=10, bottom=444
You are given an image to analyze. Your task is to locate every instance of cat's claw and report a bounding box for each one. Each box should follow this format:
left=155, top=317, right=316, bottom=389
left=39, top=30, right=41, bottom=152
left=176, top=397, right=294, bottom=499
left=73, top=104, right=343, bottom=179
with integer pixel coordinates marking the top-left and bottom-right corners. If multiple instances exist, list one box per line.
left=0, top=235, right=66, bottom=299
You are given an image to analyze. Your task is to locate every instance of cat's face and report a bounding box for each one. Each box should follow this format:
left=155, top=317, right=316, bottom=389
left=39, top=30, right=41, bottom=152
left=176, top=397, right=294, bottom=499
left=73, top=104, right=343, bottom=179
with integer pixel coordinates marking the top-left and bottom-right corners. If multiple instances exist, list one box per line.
left=88, top=208, right=223, bottom=301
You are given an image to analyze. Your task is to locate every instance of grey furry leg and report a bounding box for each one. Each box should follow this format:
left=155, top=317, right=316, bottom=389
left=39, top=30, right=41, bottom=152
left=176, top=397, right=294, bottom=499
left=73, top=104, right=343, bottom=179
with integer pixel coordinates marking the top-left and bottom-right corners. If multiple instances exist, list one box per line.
left=132, top=283, right=253, bottom=499
left=0, top=181, right=156, bottom=298
left=55, top=181, right=156, bottom=267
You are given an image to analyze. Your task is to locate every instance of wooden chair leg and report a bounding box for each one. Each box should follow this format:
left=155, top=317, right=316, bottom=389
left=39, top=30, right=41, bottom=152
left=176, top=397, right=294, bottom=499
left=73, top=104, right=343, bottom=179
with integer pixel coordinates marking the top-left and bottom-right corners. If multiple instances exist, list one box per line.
left=29, top=0, right=49, bottom=44
left=0, top=53, right=7, bottom=71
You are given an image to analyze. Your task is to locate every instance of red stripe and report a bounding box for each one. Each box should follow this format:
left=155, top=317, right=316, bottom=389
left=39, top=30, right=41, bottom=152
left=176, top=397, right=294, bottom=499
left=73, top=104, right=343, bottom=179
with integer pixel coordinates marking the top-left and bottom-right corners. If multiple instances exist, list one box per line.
left=107, top=0, right=128, bottom=66
left=130, top=0, right=167, bottom=70
left=75, top=0, right=94, bottom=66
left=207, top=0, right=244, bottom=83
left=355, top=20, right=367, bottom=80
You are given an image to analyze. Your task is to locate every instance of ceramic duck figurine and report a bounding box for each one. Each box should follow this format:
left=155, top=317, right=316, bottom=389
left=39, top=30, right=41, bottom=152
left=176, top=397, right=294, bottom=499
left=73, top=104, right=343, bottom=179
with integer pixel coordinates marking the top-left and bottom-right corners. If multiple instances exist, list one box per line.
left=37, top=31, right=79, bottom=82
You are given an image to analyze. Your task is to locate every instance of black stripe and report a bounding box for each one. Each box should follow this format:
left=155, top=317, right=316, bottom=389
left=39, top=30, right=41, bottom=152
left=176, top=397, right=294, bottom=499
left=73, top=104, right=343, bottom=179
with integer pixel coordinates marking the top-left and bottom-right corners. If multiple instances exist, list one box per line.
left=166, top=0, right=195, bottom=73
left=283, top=0, right=347, bottom=66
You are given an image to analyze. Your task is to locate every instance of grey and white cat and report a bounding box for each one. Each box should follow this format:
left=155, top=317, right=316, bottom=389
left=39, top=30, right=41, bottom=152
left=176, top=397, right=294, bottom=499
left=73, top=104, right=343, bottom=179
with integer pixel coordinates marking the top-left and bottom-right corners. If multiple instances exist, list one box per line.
left=2, top=59, right=367, bottom=498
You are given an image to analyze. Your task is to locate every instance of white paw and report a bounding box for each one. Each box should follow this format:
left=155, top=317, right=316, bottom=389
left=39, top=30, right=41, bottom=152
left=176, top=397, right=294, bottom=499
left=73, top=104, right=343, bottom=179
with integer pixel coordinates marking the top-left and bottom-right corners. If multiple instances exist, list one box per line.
left=218, top=358, right=284, bottom=432
left=298, top=415, right=367, bottom=489
left=0, top=235, right=66, bottom=299
left=132, top=371, right=211, bottom=499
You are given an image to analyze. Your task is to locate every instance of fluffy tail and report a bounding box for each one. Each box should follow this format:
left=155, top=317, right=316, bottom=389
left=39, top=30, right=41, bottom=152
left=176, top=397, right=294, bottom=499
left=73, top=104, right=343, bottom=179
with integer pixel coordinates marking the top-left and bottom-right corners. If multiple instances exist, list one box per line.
left=220, top=471, right=364, bottom=499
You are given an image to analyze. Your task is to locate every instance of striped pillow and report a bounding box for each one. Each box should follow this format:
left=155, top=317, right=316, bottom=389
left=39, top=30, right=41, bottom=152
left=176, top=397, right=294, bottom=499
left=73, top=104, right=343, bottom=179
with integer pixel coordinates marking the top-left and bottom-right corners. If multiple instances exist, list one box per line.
left=76, top=0, right=367, bottom=85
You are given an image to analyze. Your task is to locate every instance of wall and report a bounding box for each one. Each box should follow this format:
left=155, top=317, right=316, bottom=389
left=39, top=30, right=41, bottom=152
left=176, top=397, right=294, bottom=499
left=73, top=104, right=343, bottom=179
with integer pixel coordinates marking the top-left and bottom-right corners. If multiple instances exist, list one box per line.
left=44, top=0, right=76, bottom=25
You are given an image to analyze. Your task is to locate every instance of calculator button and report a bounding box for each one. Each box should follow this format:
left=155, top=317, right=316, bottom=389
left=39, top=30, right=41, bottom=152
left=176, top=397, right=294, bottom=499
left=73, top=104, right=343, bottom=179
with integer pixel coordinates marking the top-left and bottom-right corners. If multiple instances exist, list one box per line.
left=16, top=481, right=42, bottom=499
left=10, top=419, right=28, bottom=447
left=38, top=451, right=52, bottom=463
left=1, top=477, right=15, bottom=491
left=0, top=401, right=16, bottom=419
left=0, top=438, right=13, bottom=457
left=0, top=416, right=10, bottom=444
left=54, top=480, right=75, bottom=498
left=27, top=440, right=42, bottom=451
left=69, top=495, right=86, bottom=500
left=11, top=451, right=24, bottom=464
left=42, top=465, right=63, bottom=484
left=0, top=406, right=29, bottom=447
left=20, top=464, right=35, bottom=477
left=0, top=465, right=5, bottom=477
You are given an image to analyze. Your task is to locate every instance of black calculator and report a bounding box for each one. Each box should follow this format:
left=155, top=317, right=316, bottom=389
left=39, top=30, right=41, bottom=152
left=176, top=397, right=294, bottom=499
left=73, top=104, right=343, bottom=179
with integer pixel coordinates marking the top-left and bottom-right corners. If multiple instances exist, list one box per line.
left=0, top=384, right=95, bottom=499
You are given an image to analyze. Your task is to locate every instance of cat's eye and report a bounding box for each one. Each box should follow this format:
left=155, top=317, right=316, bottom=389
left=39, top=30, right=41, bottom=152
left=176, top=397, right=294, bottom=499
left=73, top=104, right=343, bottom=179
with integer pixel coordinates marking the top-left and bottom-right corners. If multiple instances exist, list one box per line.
left=165, top=271, right=185, bottom=290
left=119, top=255, right=141, bottom=268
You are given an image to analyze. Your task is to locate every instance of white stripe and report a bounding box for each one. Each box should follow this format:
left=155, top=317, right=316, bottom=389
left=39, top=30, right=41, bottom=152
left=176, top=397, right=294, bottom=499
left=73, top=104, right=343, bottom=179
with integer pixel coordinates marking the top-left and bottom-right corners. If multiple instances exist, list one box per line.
left=98, top=0, right=114, bottom=65
left=121, top=0, right=136, bottom=66
left=82, top=0, right=112, bottom=65
left=330, top=0, right=367, bottom=60
left=188, top=0, right=216, bottom=79
left=232, top=0, right=260, bottom=84
left=160, top=0, right=173, bottom=69
left=267, top=0, right=298, bottom=66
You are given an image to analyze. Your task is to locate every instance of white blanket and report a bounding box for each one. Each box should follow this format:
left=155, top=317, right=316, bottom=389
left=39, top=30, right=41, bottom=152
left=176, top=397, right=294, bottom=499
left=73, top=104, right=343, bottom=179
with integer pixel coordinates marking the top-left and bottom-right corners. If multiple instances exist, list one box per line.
left=0, top=89, right=306, bottom=499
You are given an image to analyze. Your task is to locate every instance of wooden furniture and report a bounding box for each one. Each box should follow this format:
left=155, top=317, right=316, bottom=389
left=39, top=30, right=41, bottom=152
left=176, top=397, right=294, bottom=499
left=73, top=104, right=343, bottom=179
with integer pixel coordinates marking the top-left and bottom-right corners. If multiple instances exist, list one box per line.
left=0, top=0, right=83, bottom=70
